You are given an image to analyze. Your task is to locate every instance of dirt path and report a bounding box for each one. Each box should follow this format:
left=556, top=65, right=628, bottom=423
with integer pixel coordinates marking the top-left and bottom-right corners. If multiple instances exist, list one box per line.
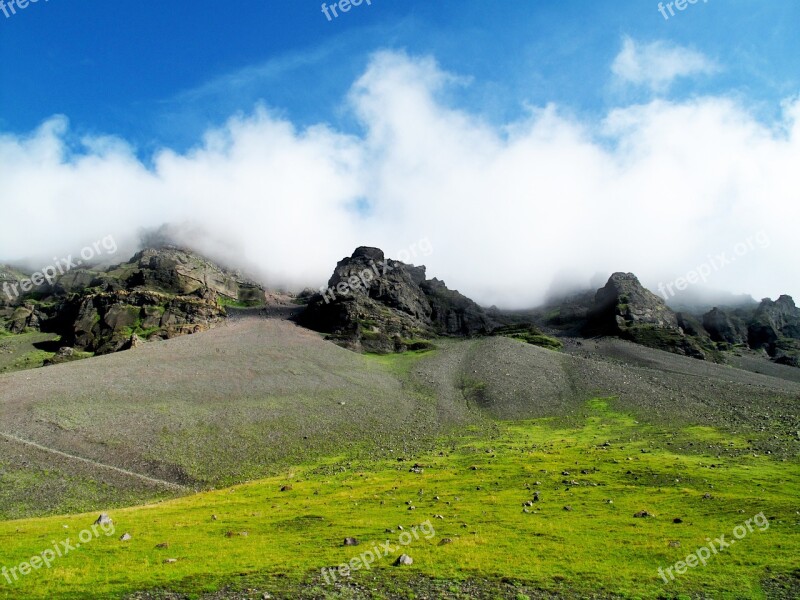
left=0, top=431, right=189, bottom=491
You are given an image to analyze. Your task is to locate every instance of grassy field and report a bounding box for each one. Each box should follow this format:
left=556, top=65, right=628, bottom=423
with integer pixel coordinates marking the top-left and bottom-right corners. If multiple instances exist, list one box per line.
left=0, top=397, right=796, bottom=599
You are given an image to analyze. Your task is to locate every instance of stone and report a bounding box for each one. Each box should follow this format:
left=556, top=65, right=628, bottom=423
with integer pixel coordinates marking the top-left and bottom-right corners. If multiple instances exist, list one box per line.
left=94, top=513, right=113, bottom=526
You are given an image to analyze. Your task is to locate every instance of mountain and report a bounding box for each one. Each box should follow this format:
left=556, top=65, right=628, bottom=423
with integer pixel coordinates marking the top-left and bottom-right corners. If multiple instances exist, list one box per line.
left=298, top=246, right=498, bottom=352
left=543, top=272, right=800, bottom=368
left=585, top=272, right=711, bottom=359
left=0, top=246, right=267, bottom=358
left=4, top=246, right=799, bottom=370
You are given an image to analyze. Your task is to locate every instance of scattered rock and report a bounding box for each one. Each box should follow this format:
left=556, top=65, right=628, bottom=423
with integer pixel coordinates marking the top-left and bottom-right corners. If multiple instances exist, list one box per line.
left=563, top=506, right=573, bottom=512
left=119, top=533, right=132, bottom=541
left=634, top=511, right=653, bottom=518
left=94, top=513, right=113, bottom=526
left=343, top=537, right=359, bottom=546
left=280, top=485, right=293, bottom=492
left=394, top=554, right=413, bottom=566
left=438, top=538, right=453, bottom=546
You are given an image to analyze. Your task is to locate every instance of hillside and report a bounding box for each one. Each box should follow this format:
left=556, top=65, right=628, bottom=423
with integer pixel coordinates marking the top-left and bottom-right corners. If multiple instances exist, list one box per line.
left=2, top=313, right=798, bottom=521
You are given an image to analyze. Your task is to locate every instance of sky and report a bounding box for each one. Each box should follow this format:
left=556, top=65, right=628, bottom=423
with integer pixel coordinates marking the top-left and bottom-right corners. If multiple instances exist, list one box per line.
left=0, top=0, right=798, bottom=308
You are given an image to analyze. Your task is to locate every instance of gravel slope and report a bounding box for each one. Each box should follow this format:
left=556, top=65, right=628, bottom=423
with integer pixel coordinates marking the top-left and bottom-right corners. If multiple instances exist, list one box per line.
left=1, top=320, right=797, bottom=519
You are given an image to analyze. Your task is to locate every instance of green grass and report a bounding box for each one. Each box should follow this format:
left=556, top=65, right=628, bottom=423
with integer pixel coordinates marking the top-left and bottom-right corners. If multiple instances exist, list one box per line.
left=0, top=332, right=61, bottom=374
left=218, top=297, right=265, bottom=308
left=365, top=347, right=435, bottom=375
left=492, top=324, right=563, bottom=351
left=0, top=398, right=796, bottom=599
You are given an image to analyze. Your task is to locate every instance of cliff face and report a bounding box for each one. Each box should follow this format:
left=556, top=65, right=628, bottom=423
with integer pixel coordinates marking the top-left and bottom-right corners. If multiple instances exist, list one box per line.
left=702, top=307, right=749, bottom=345
left=299, top=247, right=497, bottom=352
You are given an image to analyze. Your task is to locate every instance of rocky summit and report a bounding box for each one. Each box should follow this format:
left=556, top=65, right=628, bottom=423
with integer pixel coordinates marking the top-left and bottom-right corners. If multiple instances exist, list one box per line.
left=298, top=246, right=497, bottom=352
left=0, top=246, right=266, bottom=357
left=3, top=247, right=800, bottom=370
left=586, top=272, right=710, bottom=359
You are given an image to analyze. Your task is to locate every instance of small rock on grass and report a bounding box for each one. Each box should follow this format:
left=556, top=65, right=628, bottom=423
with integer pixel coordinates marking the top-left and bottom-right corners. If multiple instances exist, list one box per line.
left=634, top=510, right=653, bottom=518
left=394, top=554, right=413, bottom=566
left=119, top=533, right=132, bottom=541
left=343, top=537, right=359, bottom=546
left=94, top=513, right=113, bottom=526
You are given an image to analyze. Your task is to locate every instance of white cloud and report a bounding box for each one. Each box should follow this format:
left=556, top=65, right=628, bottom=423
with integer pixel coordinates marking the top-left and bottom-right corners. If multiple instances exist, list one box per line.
left=0, top=50, right=798, bottom=308
left=612, top=36, right=718, bottom=92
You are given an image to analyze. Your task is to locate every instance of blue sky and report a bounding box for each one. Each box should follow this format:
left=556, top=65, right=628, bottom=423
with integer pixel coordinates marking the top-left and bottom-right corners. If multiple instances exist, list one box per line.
left=1, top=1, right=799, bottom=306
left=2, top=1, right=797, bottom=150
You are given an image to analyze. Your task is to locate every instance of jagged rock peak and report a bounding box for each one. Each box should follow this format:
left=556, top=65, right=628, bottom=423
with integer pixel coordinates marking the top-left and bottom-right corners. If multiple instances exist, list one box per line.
left=351, top=247, right=385, bottom=262
left=299, top=247, right=497, bottom=353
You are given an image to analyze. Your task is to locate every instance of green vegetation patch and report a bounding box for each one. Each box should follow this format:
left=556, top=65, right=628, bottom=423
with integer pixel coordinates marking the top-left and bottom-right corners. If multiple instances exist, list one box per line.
left=492, top=323, right=563, bottom=351
left=0, top=399, right=795, bottom=599
left=0, top=332, right=61, bottom=374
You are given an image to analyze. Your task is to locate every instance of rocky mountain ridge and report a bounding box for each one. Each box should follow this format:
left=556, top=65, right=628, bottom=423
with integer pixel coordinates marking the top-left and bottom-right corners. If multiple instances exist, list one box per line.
left=0, top=246, right=266, bottom=357
left=298, top=246, right=498, bottom=352
left=2, top=245, right=798, bottom=369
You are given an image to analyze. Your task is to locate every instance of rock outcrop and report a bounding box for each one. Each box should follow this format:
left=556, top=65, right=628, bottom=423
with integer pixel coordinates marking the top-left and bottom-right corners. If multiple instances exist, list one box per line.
left=299, top=247, right=496, bottom=352
left=747, top=295, right=800, bottom=349
left=0, top=246, right=266, bottom=356
left=587, top=272, right=708, bottom=359
left=742, top=295, right=800, bottom=366
left=702, top=307, right=749, bottom=345
left=0, top=265, right=27, bottom=308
